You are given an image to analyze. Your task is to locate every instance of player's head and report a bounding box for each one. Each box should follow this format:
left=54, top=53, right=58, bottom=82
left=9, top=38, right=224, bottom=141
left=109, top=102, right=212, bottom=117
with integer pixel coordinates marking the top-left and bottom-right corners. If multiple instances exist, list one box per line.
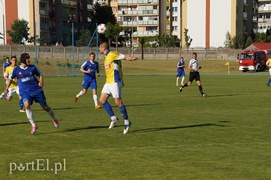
left=89, top=52, right=95, bottom=61
left=11, top=56, right=17, bottom=65
left=99, top=42, right=109, bottom=54
left=180, top=57, right=184, bottom=61
left=192, top=53, right=197, bottom=59
left=20, top=53, right=30, bottom=65
left=5, top=57, right=10, bottom=62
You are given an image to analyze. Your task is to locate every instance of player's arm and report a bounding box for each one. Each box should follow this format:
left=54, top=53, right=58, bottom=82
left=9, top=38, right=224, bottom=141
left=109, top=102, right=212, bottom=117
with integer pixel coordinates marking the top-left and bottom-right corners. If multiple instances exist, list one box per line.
left=124, top=55, right=138, bottom=61
left=38, top=74, right=44, bottom=87
left=4, top=78, right=11, bottom=93
left=80, top=67, right=90, bottom=74
left=96, top=63, right=100, bottom=77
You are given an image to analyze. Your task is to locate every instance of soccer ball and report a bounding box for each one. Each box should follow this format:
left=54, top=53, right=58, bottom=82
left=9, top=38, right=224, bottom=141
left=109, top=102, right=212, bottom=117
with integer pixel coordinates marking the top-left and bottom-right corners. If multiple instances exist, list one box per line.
left=97, top=23, right=107, bottom=34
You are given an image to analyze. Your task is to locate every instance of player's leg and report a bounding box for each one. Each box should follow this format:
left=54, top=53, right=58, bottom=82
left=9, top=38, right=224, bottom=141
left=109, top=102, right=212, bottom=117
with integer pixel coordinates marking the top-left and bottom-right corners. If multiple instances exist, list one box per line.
left=74, top=80, right=89, bottom=102
left=176, top=71, right=181, bottom=86
left=90, top=80, right=101, bottom=109
left=38, top=91, right=59, bottom=128
left=23, top=96, right=38, bottom=134
left=113, top=82, right=131, bottom=134
left=16, top=88, right=24, bottom=112
left=267, top=69, right=271, bottom=87
left=100, top=83, right=119, bottom=129
left=195, top=73, right=207, bottom=97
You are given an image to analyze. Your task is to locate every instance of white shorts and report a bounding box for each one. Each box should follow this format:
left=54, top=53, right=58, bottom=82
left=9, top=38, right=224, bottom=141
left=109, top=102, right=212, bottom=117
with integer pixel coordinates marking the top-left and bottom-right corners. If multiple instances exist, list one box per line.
left=101, top=82, right=122, bottom=98
left=269, top=68, right=271, bottom=75
left=7, top=87, right=19, bottom=97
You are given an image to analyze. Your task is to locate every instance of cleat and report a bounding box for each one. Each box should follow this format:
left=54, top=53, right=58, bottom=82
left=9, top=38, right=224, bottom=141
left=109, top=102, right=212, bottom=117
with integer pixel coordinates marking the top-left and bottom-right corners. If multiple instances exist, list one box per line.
left=123, top=121, right=132, bottom=134
left=19, top=110, right=25, bottom=113
left=176, top=83, right=178, bottom=87
left=267, top=84, right=270, bottom=87
left=95, top=105, right=102, bottom=109
left=31, top=126, right=38, bottom=134
left=52, top=119, right=59, bottom=128
left=179, top=86, right=183, bottom=93
left=0, top=93, right=4, bottom=99
left=74, top=97, right=78, bottom=102
left=202, top=93, right=207, bottom=97
left=181, top=83, right=184, bottom=86
left=109, top=118, right=118, bottom=129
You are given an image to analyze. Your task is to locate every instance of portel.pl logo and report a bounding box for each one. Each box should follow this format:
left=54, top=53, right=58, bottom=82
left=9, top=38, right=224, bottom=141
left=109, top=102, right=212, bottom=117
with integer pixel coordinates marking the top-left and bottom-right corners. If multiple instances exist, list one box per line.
left=9, top=159, right=66, bottom=174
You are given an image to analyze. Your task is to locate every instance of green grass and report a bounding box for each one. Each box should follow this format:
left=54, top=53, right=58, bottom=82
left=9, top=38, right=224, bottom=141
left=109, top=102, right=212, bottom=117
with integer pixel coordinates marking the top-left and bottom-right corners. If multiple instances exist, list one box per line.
left=1, top=60, right=271, bottom=179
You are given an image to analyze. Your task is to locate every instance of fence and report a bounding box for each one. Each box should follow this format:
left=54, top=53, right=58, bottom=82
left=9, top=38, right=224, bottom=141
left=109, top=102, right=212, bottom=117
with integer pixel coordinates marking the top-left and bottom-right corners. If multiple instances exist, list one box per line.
left=0, top=45, right=241, bottom=61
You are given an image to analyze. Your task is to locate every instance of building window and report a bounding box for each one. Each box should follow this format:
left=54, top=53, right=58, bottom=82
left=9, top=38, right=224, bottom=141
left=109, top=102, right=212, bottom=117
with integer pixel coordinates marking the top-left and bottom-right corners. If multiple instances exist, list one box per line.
left=172, top=7, right=178, bottom=12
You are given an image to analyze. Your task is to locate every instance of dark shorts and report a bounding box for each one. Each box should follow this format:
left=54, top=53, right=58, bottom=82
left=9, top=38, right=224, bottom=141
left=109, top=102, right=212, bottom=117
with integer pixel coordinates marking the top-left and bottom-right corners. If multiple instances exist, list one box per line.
left=21, top=90, right=47, bottom=106
left=176, top=69, right=185, bottom=77
left=189, top=71, right=200, bottom=82
left=82, top=79, right=97, bottom=91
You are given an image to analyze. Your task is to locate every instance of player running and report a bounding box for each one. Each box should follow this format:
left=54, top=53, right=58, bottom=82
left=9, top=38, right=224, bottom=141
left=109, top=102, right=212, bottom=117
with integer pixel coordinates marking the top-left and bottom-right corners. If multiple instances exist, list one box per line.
left=74, top=52, right=101, bottom=109
left=176, top=57, right=186, bottom=86
left=4, top=53, right=59, bottom=134
left=0, top=56, right=24, bottom=112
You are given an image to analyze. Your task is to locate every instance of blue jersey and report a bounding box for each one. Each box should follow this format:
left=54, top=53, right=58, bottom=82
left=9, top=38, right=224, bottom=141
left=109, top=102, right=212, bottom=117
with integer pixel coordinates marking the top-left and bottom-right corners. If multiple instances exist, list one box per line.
left=177, top=61, right=185, bottom=70
left=10, top=65, right=43, bottom=96
left=3, top=62, right=11, bottom=71
left=81, top=61, right=99, bottom=80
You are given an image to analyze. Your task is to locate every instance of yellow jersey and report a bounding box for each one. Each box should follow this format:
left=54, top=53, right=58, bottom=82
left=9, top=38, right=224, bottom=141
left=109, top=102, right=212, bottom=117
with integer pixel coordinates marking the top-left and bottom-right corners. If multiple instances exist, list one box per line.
left=267, top=58, right=271, bottom=68
left=104, top=50, right=124, bottom=84
left=5, top=65, right=18, bottom=88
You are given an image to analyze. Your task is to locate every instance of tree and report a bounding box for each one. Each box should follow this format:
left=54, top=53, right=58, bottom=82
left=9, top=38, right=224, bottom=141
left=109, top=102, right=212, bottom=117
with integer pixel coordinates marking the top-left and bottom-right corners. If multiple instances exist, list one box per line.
left=245, top=36, right=253, bottom=48
left=105, top=22, right=123, bottom=50
left=7, top=19, right=30, bottom=44
left=224, top=31, right=233, bottom=48
left=76, top=27, right=92, bottom=47
left=89, top=3, right=116, bottom=25
left=184, top=28, right=192, bottom=50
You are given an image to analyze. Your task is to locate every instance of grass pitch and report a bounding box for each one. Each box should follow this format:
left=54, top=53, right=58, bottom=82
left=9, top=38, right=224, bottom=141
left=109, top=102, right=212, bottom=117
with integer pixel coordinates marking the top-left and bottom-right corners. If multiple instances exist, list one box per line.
left=1, top=60, right=271, bottom=179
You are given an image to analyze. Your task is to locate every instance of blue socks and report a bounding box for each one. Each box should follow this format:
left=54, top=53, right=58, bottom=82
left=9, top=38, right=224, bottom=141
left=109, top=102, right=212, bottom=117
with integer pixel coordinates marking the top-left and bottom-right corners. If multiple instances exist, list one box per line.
left=102, top=102, right=115, bottom=117
left=119, top=104, right=128, bottom=120
left=19, top=99, right=24, bottom=110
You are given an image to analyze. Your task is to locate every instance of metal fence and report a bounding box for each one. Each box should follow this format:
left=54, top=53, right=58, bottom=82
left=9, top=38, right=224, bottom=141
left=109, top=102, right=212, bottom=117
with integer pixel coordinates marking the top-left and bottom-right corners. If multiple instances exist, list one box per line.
left=0, top=45, right=241, bottom=61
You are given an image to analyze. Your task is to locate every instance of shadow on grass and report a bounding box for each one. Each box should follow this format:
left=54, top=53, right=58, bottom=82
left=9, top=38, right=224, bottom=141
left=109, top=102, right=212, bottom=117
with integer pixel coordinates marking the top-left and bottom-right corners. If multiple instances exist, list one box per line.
left=0, top=120, right=48, bottom=127
left=205, top=94, right=242, bottom=97
left=131, top=123, right=228, bottom=133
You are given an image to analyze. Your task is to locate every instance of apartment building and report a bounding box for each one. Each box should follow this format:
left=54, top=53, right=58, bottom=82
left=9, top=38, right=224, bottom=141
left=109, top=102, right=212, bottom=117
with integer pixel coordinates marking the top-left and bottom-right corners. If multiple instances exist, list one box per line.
left=0, top=0, right=92, bottom=45
left=182, top=0, right=258, bottom=48
left=258, top=0, right=271, bottom=33
left=166, top=0, right=181, bottom=39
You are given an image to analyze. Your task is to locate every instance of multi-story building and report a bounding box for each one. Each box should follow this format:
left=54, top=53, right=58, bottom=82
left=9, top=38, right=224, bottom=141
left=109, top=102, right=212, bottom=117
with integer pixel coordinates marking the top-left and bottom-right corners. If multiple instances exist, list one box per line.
left=0, top=0, right=92, bottom=46
left=181, top=0, right=258, bottom=48
left=258, top=0, right=271, bottom=33
left=111, top=0, right=163, bottom=46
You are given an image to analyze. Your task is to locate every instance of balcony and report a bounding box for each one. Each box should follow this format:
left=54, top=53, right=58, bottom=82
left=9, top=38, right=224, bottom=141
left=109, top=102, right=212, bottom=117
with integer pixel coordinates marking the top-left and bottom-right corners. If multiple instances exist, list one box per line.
left=243, top=12, right=247, bottom=20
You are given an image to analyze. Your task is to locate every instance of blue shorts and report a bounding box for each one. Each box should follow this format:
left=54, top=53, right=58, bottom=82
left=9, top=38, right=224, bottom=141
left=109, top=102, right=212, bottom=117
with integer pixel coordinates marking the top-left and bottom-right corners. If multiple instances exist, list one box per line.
left=21, top=90, right=47, bottom=106
left=82, top=79, right=97, bottom=91
left=176, top=69, right=185, bottom=77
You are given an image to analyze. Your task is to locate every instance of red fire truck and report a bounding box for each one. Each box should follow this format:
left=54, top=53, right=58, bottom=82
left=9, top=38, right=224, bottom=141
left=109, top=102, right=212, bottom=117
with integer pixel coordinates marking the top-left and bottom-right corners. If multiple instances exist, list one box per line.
left=239, top=50, right=271, bottom=72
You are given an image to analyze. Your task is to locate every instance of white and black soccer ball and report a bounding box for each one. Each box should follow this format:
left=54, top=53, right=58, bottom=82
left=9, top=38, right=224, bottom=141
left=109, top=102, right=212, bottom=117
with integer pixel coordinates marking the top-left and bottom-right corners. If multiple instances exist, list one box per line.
left=97, top=23, right=107, bottom=34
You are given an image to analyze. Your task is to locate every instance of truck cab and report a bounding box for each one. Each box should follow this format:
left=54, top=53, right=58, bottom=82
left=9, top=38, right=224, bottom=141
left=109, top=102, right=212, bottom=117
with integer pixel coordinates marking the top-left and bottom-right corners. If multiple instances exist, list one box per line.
left=239, top=50, right=267, bottom=72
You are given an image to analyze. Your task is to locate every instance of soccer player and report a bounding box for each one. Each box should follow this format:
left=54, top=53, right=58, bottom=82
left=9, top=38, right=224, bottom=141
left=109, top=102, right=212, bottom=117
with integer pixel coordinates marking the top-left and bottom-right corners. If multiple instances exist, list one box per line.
left=0, top=56, right=24, bottom=112
left=4, top=53, right=59, bottom=134
left=98, top=42, right=137, bottom=134
left=2, top=57, right=11, bottom=78
left=74, top=52, right=101, bottom=109
left=176, top=57, right=185, bottom=86
left=179, top=53, right=207, bottom=97
left=266, top=58, right=271, bottom=87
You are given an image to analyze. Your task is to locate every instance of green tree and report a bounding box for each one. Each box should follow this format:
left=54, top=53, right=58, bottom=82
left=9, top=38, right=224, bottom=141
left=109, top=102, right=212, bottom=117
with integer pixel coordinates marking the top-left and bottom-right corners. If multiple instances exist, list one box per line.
left=7, top=19, right=30, bottom=44
left=224, top=31, right=233, bottom=48
left=89, top=3, right=116, bottom=25
left=184, top=28, right=192, bottom=50
left=76, top=27, right=92, bottom=46
left=105, top=22, right=123, bottom=50
left=245, top=36, right=253, bottom=48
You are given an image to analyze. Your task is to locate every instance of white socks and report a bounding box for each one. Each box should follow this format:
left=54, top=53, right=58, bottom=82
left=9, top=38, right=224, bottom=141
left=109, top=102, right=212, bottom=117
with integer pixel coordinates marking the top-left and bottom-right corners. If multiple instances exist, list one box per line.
left=26, top=109, right=36, bottom=126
